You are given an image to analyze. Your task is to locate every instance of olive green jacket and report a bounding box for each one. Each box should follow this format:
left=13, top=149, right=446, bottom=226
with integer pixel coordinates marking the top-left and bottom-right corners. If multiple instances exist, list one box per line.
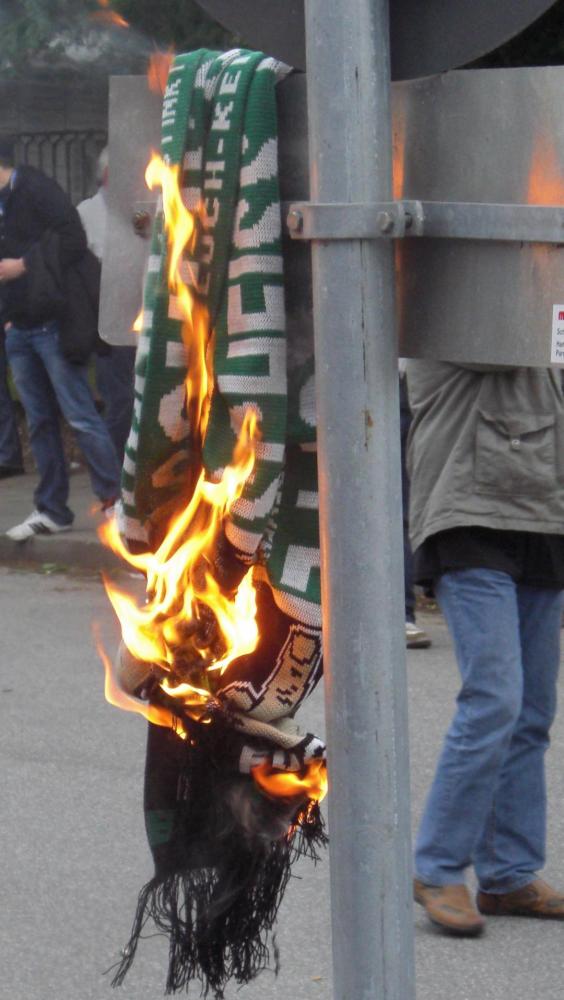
left=405, top=360, right=564, bottom=552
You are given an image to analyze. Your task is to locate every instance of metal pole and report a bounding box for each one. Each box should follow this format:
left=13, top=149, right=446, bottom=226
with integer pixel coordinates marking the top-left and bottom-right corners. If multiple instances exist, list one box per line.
left=303, top=2, right=416, bottom=998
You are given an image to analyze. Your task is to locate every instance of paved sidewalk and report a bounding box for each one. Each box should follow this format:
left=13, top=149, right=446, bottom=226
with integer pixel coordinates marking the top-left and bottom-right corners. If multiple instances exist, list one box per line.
left=0, top=469, right=121, bottom=571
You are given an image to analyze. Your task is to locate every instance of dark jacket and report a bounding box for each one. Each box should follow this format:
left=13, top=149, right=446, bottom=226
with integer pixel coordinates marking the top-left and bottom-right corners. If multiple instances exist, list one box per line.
left=24, top=230, right=103, bottom=364
left=0, top=165, right=87, bottom=330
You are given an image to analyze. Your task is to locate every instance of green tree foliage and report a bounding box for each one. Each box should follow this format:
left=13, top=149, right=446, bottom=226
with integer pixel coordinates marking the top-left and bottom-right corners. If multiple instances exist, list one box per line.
left=0, top=0, right=97, bottom=67
left=0, top=0, right=235, bottom=74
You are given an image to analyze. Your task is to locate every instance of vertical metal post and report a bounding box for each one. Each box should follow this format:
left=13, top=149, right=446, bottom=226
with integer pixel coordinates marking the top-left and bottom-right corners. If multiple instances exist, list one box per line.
left=304, top=2, right=416, bottom=998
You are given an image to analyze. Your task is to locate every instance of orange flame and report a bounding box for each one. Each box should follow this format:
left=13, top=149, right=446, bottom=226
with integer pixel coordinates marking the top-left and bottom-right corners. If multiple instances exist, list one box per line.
left=526, top=136, right=564, bottom=206
left=99, top=153, right=260, bottom=723
left=100, top=415, right=259, bottom=676
left=132, top=309, right=143, bottom=333
left=95, top=629, right=181, bottom=730
left=91, top=0, right=129, bottom=29
left=148, top=49, right=175, bottom=96
left=145, top=155, right=211, bottom=435
left=392, top=108, right=406, bottom=201
left=252, top=759, right=328, bottom=804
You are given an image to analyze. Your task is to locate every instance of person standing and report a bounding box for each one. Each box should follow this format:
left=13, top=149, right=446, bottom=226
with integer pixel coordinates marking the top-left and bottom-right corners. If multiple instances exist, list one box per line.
left=407, top=359, right=564, bottom=935
left=77, top=146, right=136, bottom=466
left=0, top=146, right=24, bottom=478
left=0, top=326, right=23, bottom=477
left=0, top=136, right=121, bottom=539
left=399, top=362, right=431, bottom=649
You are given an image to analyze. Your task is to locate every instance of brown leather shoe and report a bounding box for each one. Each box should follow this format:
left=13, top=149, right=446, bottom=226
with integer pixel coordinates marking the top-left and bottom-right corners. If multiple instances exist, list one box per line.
left=477, top=879, right=564, bottom=919
left=414, top=878, right=485, bottom=936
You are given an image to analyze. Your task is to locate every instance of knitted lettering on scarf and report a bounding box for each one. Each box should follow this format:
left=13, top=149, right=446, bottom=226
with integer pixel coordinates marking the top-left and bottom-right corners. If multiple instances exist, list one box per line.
left=111, top=50, right=327, bottom=998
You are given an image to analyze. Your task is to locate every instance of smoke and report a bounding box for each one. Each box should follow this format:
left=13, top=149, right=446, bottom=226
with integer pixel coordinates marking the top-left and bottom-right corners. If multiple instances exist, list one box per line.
left=44, top=16, right=154, bottom=76
left=0, top=4, right=165, bottom=78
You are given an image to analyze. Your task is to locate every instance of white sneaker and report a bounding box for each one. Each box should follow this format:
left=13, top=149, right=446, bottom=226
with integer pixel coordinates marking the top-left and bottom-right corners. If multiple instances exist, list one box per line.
left=6, top=510, right=73, bottom=541
left=405, top=620, right=431, bottom=649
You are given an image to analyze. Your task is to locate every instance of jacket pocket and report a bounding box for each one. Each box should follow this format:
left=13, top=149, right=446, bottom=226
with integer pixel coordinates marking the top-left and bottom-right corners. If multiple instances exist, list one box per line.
left=474, top=409, right=556, bottom=496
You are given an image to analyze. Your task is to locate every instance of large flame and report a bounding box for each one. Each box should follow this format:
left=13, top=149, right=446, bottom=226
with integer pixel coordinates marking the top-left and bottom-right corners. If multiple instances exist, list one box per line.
left=98, top=150, right=324, bottom=815
left=99, top=152, right=260, bottom=725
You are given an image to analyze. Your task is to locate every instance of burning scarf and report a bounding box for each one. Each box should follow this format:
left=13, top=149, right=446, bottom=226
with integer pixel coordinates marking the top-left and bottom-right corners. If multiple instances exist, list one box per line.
left=120, top=48, right=320, bottom=628
left=106, top=50, right=326, bottom=997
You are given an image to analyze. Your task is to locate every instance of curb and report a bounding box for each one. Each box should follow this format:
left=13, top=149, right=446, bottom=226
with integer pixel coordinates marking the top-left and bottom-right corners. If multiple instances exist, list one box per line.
left=0, top=534, right=124, bottom=573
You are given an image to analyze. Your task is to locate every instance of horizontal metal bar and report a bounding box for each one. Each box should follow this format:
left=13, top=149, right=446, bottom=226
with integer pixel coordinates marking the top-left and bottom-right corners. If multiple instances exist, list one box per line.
left=284, top=200, right=564, bottom=243
left=412, top=201, right=564, bottom=242
left=284, top=200, right=410, bottom=238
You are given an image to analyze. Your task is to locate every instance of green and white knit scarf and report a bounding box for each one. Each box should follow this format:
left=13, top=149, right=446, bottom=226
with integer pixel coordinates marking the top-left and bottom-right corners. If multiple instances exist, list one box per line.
left=111, top=51, right=328, bottom=998
left=119, top=47, right=321, bottom=627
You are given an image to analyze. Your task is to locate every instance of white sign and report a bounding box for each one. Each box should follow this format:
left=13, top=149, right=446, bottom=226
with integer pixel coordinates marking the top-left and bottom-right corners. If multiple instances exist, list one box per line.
left=551, top=305, right=564, bottom=364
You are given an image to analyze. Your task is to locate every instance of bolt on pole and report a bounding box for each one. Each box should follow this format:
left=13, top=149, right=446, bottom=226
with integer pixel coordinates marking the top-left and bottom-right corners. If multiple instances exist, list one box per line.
left=303, top=1, right=416, bottom=998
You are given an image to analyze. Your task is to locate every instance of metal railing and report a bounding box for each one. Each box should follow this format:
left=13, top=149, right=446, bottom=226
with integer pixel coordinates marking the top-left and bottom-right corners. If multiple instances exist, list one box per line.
left=13, top=129, right=107, bottom=204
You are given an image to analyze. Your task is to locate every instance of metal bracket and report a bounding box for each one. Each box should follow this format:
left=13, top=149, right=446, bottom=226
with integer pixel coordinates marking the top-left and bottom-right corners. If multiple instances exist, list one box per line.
left=285, top=200, right=413, bottom=239
left=285, top=200, right=564, bottom=244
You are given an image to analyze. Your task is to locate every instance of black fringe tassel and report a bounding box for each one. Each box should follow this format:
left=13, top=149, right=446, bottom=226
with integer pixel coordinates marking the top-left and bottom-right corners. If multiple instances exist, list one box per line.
left=111, top=801, right=327, bottom=997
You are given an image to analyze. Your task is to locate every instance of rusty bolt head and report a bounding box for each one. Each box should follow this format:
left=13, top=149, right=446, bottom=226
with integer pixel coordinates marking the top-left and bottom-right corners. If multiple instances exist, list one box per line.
left=132, top=209, right=152, bottom=237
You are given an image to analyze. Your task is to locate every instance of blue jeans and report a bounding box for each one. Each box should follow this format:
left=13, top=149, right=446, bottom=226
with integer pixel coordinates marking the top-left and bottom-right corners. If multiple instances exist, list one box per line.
left=415, top=568, right=563, bottom=893
left=5, top=322, right=121, bottom=525
left=0, top=328, right=23, bottom=469
left=95, top=345, right=136, bottom=466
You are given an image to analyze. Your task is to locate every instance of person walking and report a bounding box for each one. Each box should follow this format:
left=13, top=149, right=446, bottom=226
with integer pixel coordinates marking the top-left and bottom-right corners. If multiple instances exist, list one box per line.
left=78, top=146, right=136, bottom=465
left=0, top=326, right=23, bottom=477
left=0, top=136, right=121, bottom=539
left=407, top=359, right=564, bottom=935
left=399, top=362, right=430, bottom=649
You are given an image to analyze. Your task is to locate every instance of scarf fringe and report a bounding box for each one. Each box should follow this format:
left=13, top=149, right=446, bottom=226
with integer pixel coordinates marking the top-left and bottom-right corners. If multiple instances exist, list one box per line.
left=111, top=802, right=327, bottom=997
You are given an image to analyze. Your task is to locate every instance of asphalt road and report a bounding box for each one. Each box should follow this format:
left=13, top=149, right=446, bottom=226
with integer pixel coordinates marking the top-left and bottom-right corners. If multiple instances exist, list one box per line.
left=1, top=566, right=563, bottom=1000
